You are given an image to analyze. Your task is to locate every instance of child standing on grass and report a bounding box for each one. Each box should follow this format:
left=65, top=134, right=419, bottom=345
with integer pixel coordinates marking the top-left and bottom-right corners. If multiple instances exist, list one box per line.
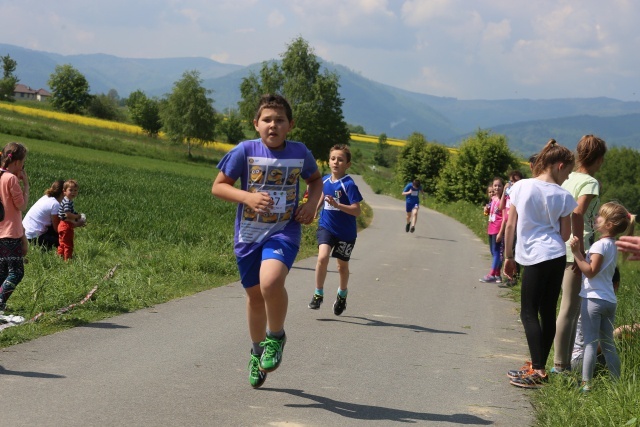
left=570, top=202, right=635, bottom=391
left=57, top=179, right=85, bottom=261
left=308, top=144, right=363, bottom=315
left=570, top=267, right=620, bottom=374
left=402, top=179, right=423, bottom=233
left=479, top=177, right=504, bottom=283
left=504, top=139, right=577, bottom=388
left=0, top=142, right=29, bottom=314
left=498, top=171, right=523, bottom=286
left=211, top=94, right=322, bottom=388
left=553, top=135, right=608, bottom=374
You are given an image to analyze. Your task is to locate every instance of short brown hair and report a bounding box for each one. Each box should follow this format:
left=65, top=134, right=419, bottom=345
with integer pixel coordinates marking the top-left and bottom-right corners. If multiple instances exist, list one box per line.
left=64, top=179, right=79, bottom=191
left=330, top=144, right=351, bottom=162
left=254, top=94, right=293, bottom=122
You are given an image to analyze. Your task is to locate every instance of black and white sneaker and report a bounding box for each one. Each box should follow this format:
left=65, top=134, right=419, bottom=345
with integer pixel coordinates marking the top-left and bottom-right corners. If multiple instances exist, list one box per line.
left=333, top=294, right=347, bottom=316
left=308, top=294, right=323, bottom=309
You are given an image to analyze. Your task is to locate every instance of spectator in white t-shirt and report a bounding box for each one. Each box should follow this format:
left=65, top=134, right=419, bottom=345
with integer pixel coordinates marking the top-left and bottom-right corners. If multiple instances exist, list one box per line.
left=23, top=180, right=64, bottom=250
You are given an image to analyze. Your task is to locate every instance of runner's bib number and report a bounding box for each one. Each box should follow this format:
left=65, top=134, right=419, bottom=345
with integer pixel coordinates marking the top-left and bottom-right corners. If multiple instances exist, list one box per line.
left=269, top=190, right=287, bottom=213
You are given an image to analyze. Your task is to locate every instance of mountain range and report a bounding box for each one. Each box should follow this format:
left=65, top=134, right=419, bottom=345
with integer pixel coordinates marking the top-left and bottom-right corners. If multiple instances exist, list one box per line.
left=2, top=43, right=640, bottom=154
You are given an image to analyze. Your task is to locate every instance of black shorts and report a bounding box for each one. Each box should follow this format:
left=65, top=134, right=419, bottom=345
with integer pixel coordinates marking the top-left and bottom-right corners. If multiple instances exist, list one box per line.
left=316, top=226, right=356, bottom=262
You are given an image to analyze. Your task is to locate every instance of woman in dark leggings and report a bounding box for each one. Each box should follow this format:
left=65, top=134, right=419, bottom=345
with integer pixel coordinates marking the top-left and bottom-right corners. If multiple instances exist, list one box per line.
left=503, top=139, right=577, bottom=388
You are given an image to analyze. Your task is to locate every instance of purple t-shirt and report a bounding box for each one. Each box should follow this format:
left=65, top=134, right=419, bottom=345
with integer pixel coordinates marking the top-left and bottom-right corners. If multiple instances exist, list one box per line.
left=216, top=139, right=318, bottom=257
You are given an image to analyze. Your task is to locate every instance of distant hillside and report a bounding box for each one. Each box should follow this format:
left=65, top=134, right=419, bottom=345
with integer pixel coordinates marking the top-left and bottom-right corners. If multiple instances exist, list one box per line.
left=2, top=43, right=640, bottom=150
left=0, top=43, right=243, bottom=96
left=460, top=114, right=640, bottom=156
left=190, top=61, right=459, bottom=141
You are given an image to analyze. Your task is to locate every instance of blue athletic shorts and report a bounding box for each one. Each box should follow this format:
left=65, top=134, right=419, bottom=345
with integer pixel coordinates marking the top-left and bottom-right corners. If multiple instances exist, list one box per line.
left=316, top=226, right=356, bottom=262
left=236, top=238, right=299, bottom=288
left=406, top=201, right=419, bottom=213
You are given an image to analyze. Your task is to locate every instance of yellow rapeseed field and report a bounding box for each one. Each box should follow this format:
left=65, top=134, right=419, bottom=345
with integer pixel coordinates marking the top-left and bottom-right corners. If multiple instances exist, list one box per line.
left=0, top=103, right=144, bottom=135
left=1, top=103, right=463, bottom=156
left=350, top=133, right=406, bottom=147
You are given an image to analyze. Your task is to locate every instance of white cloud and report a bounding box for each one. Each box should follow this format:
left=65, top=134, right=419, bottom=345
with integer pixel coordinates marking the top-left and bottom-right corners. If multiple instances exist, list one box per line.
left=268, top=10, right=285, bottom=28
left=1, top=0, right=639, bottom=100
left=179, top=8, right=200, bottom=23
left=400, top=0, right=454, bottom=26
left=210, top=52, right=230, bottom=63
left=483, top=19, right=511, bottom=43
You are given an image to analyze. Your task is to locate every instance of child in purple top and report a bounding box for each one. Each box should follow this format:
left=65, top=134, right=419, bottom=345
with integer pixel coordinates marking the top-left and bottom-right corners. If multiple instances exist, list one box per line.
left=212, top=94, right=322, bottom=388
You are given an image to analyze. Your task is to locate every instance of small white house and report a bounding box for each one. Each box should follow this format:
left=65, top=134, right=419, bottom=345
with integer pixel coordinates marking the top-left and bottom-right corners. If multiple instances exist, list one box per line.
left=13, top=84, right=51, bottom=101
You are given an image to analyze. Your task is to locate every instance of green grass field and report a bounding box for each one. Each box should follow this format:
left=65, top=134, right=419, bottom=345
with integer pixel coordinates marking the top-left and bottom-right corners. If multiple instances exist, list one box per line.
left=1, top=104, right=638, bottom=425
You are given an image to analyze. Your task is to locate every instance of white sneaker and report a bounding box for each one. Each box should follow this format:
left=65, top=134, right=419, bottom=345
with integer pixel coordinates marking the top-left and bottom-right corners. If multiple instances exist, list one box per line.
left=0, top=314, right=25, bottom=324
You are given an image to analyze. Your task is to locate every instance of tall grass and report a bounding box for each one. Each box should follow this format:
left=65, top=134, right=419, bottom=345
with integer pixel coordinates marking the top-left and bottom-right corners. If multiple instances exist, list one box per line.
left=0, top=113, right=371, bottom=347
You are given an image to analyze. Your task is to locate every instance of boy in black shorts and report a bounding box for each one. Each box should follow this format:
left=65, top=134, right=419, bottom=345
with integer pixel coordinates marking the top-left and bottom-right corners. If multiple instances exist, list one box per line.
left=309, top=145, right=363, bottom=315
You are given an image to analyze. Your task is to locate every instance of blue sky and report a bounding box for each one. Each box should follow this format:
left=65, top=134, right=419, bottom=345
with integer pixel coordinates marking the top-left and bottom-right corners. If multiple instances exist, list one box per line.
left=1, top=0, right=639, bottom=101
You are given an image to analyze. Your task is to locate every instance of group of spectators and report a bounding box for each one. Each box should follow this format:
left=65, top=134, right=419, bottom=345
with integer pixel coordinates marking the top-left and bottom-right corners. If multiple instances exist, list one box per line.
left=480, top=136, right=639, bottom=390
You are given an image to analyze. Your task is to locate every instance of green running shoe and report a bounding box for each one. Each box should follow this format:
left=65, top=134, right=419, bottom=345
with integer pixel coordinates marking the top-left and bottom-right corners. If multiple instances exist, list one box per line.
left=260, top=334, right=287, bottom=372
left=248, top=350, right=267, bottom=388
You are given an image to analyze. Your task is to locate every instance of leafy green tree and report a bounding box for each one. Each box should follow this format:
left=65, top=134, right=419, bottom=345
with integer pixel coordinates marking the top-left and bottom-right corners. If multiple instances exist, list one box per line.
left=87, top=93, right=122, bottom=121
left=0, top=54, right=19, bottom=102
left=48, top=64, right=91, bottom=114
left=127, top=90, right=163, bottom=137
left=238, top=61, right=283, bottom=124
left=435, top=130, right=519, bottom=203
left=420, top=143, right=451, bottom=194
left=597, top=146, right=640, bottom=213
left=395, top=132, right=450, bottom=193
left=348, top=124, right=366, bottom=134
left=161, top=70, right=218, bottom=157
left=396, top=132, right=428, bottom=185
left=238, top=37, right=350, bottom=163
left=218, top=109, right=246, bottom=144
left=373, top=133, right=390, bottom=167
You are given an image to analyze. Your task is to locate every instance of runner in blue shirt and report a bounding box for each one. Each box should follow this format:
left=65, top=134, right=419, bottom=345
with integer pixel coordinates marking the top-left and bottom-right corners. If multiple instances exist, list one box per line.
left=402, top=179, right=424, bottom=233
left=308, top=144, right=363, bottom=316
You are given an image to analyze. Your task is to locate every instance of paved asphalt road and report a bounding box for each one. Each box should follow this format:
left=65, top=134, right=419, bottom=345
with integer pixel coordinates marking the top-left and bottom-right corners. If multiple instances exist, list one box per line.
left=1, top=175, right=534, bottom=426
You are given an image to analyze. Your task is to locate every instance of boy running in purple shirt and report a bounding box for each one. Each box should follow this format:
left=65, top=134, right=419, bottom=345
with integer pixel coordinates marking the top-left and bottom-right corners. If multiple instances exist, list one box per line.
left=212, top=94, right=322, bottom=388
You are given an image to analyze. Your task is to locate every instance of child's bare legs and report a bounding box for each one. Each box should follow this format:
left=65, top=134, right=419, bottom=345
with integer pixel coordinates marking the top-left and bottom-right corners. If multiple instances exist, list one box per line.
left=258, top=259, right=289, bottom=333
left=411, top=207, right=419, bottom=227
left=315, top=244, right=332, bottom=291
left=336, top=258, right=349, bottom=291
left=245, top=259, right=289, bottom=341
left=245, top=285, right=267, bottom=344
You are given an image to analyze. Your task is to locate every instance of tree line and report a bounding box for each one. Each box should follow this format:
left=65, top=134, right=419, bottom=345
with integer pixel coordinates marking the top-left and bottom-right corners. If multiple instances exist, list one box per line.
left=385, top=129, right=640, bottom=214
left=1, top=37, right=349, bottom=163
